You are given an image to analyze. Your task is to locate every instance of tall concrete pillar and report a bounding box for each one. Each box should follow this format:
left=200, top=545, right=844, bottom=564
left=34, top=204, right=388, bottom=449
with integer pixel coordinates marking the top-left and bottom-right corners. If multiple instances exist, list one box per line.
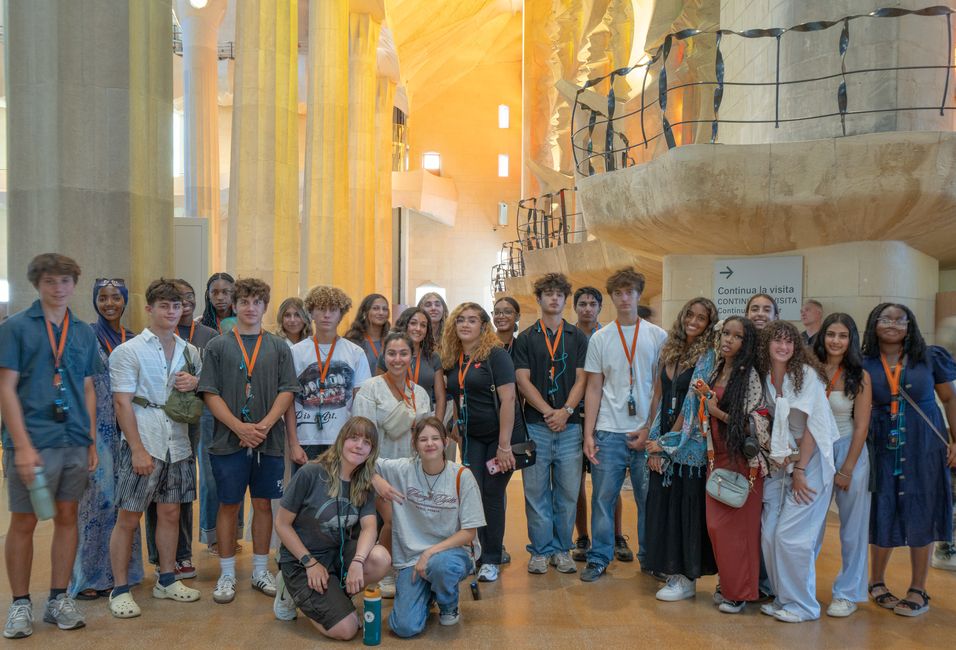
left=301, top=0, right=351, bottom=294
left=5, top=0, right=173, bottom=327
left=173, top=0, right=227, bottom=269
left=374, top=75, right=396, bottom=301
left=226, top=0, right=300, bottom=307
left=348, top=11, right=381, bottom=297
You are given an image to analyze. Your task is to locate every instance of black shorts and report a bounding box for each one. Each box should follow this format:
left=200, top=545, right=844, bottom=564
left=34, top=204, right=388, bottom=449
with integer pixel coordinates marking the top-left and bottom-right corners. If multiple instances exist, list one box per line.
left=280, top=539, right=358, bottom=630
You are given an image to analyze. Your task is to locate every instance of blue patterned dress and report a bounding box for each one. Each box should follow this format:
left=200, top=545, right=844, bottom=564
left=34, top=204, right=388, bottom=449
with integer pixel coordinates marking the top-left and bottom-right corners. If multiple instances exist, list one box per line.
left=865, top=345, right=956, bottom=548
left=68, top=344, right=144, bottom=595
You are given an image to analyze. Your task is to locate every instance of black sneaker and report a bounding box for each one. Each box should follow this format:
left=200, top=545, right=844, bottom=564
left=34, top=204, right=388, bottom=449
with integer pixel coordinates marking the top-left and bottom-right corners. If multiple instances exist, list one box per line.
left=580, top=562, right=606, bottom=582
left=501, top=546, right=511, bottom=565
left=571, top=536, right=590, bottom=562
left=614, top=535, right=634, bottom=562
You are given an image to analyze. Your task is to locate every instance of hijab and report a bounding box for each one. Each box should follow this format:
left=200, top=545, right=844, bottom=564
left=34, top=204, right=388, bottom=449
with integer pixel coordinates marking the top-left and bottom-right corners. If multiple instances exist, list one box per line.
left=92, top=280, right=132, bottom=354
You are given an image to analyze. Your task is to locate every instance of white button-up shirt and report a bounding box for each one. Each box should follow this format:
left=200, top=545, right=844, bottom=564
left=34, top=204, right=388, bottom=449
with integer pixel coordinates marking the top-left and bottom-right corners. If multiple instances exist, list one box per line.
left=110, top=328, right=201, bottom=463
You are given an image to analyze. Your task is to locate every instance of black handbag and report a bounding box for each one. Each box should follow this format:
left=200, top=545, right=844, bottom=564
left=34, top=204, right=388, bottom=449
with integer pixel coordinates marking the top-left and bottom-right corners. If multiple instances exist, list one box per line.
left=487, top=353, right=536, bottom=471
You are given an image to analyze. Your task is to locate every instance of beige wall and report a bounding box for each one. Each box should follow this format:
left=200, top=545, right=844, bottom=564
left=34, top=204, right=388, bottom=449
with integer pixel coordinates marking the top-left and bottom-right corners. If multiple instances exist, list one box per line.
left=663, top=240, right=940, bottom=340
left=405, top=57, right=522, bottom=313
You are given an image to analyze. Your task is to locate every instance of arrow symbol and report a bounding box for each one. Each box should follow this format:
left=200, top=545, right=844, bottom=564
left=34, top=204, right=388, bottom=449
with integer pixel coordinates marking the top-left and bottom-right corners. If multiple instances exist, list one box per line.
left=719, top=266, right=733, bottom=279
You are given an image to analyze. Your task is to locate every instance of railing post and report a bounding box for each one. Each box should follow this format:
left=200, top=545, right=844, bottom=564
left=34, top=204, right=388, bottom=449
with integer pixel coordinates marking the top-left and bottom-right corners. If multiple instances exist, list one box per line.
left=659, top=35, right=676, bottom=149
left=838, top=19, right=849, bottom=136
left=606, top=71, right=617, bottom=171
left=712, top=31, right=724, bottom=143
left=558, top=189, right=569, bottom=244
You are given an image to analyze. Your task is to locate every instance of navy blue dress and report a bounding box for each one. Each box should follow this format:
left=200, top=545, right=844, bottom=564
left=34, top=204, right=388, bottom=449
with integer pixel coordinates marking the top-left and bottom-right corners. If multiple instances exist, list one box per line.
left=865, top=345, right=956, bottom=548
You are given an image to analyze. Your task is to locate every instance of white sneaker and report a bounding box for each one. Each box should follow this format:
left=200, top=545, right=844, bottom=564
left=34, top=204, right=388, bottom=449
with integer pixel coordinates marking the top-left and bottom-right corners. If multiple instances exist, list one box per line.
left=379, top=574, right=396, bottom=599
left=826, top=599, right=858, bottom=618
left=213, top=574, right=237, bottom=604
left=550, top=551, right=577, bottom=574
left=760, top=601, right=781, bottom=617
left=527, top=554, right=548, bottom=574
left=251, top=570, right=277, bottom=597
left=3, top=600, right=33, bottom=639
left=655, top=575, right=696, bottom=601
left=273, top=572, right=297, bottom=621
left=439, top=606, right=461, bottom=626
left=773, top=608, right=804, bottom=623
left=718, top=599, right=746, bottom=614
left=931, top=544, right=956, bottom=570
left=477, top=564, right=499, bottom=582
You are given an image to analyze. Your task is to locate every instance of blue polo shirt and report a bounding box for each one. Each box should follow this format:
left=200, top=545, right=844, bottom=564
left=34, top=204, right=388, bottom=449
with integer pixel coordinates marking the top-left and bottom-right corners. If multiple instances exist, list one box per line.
left=0, top=300, right=99, bottom=450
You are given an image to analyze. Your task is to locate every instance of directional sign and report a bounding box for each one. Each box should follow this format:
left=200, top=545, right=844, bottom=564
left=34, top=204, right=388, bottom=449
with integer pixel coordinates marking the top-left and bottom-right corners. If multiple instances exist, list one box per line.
left=713, top=256, right=804, bottom=321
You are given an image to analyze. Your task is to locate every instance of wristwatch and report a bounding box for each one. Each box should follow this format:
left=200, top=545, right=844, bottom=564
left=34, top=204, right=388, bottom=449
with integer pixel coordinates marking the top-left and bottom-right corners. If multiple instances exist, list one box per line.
left=564, top=406, right=575, bottom=415
left=300, top=553, right=315, bottom=567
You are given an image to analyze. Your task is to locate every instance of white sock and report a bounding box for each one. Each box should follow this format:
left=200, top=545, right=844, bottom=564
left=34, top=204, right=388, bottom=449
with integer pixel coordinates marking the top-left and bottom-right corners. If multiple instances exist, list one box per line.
left=219, top=556, right=236, bottom=578
left=253, top=554, right=269, bottom=576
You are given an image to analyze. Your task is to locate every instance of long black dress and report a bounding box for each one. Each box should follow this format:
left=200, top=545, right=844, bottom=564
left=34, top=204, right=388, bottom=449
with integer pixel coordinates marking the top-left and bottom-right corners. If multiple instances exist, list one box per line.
left=643, top=364, right=718, bottom=579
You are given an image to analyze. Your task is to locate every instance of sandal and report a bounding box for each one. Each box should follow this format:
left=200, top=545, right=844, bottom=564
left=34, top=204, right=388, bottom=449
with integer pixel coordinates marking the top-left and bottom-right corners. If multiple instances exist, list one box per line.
left=868, top=582, right=899, bottom=610
left=152, top=580, right=201, bottom=602
left=894, top=588, right=930, bottom=617
left=109, top=592, right=142, bottom=619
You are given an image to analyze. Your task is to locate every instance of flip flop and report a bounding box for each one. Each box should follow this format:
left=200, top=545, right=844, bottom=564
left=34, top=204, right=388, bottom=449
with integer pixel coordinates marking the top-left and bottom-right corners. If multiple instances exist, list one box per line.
left=109, top=592, right=142, bottom=619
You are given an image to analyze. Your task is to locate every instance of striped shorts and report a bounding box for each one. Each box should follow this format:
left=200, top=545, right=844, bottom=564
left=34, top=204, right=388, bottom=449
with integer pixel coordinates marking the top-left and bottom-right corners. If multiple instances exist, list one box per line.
left=115, top=441, right=196, bottom=513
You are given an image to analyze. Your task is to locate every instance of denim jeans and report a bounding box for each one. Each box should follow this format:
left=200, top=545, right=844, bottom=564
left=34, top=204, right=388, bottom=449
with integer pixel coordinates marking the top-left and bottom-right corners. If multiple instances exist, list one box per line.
left=522, top=422, right=583, bottom=557
left=586, top=430, right=649, bottom=568
left=198, top=408, right=244, bottom=545
left=388, top=547, right=472, bottom=638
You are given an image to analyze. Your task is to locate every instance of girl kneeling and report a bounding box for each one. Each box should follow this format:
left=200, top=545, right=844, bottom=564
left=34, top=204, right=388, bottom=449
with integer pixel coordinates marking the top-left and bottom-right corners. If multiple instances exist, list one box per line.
left=273, top=417, right=391, bottom=640
left=375, top=417, right=485, bottom=637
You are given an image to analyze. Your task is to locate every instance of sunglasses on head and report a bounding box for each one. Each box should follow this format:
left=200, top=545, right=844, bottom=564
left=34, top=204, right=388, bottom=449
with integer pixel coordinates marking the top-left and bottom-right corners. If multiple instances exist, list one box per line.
left=95, top=278, right=126, bottom=288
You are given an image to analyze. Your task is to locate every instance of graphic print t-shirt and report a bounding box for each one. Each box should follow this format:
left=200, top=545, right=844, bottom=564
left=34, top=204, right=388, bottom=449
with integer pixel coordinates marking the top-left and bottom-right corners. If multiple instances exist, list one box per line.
left=291, top=337, right=372, bottom=445
left=278, top=463, right=376, bottom=565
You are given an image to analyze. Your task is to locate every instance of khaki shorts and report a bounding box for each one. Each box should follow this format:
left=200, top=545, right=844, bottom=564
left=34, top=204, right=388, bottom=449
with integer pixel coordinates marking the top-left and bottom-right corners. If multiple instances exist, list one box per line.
left=4, top=446, right=89, bottom=514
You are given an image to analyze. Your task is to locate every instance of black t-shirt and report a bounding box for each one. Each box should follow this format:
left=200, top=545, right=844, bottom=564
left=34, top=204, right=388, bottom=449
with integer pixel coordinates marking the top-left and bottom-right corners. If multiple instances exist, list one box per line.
left=445, top=346, right=524, bottom=441
left=513, top=319, right=588, bottom=425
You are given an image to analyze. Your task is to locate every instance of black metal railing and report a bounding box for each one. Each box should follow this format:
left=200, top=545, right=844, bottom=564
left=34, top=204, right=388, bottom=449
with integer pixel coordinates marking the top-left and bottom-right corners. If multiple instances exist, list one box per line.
left=491, top=241, right=525, bottom=294
left=572, top=5, right=956, bottom=176
left=516, top=188, right=586, bottom=251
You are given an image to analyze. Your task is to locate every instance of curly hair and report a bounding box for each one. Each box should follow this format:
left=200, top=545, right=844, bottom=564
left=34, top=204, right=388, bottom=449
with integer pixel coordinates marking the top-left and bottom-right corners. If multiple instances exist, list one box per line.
left=275, top=297, right=313, bottom=342
left=861, top=302, right=927, bottom=365
left=757, top=320, right=826, bottom=391
left=345, top=294, right=390, bottom=344
left=659, top=297, right=718, bottom=369
left=812, top=312, right=865, bottom=398
left=440, top=302, right=502, bottom=369
left=303, top=285, right=352, bottom=317
left=712, top=316, right=759, bottom=462
left=315, top=416, right=380, bottom=507
left=394, top=307, right=435, bottom=357
left=233, top=277, right=271, bottom=306
left=532, top=272, right=572, bottom=298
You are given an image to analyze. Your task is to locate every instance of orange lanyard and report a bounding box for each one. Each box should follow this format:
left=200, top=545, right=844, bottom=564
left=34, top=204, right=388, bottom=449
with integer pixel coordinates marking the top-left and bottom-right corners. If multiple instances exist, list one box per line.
left=45, top=314, right=70, bottom=386
left=539, top=319, right=563, bottom=381
left=880, top=354, right=904, bottom=417
left=408, top=349, right=422, bottom=385
left=385, top=372, right=416, bottom=411
left=312, top=336, right=338, bottom=387
left=615, top=319, right=641, bottom=388
left=364, top=334, right=381, bottom=359
left=457, top=351, right=475, bottom=394
left=188, top=320, right=196, bottom=343
left=826, top=365, right=843, bottom=398
left=103, top=327, right=128, bottom=355
left=233, top=329, right=263, bottom=385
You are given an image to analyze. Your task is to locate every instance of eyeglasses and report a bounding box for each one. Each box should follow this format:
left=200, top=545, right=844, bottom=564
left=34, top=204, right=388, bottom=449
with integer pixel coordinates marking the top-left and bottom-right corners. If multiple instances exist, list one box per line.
left=181, top=292, right=196, bottom=303
left=492, top=309, right=516, bottom=317
left=877, top=317, right=909, bottom=329
left=455, top=317, right=482, bottom=326
left=95, top=278, right=126, bottom=288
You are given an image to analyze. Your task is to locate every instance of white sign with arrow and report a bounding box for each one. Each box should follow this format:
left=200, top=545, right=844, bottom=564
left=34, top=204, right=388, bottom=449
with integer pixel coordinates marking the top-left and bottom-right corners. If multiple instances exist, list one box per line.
left=713, top=256, right=804, bottom=321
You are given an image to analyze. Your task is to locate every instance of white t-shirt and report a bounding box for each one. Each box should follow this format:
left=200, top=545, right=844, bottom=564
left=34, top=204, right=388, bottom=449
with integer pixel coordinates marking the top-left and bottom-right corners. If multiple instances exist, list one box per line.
left=291, top=337, right=371, bottom=445
left=584, top=319, right=667, bottom=433
left=375, top=458, right=486, bottom=569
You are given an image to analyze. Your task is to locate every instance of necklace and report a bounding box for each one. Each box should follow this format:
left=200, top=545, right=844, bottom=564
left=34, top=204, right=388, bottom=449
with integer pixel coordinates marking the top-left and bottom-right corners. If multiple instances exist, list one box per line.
left=420, top=462, right=444, bottom=499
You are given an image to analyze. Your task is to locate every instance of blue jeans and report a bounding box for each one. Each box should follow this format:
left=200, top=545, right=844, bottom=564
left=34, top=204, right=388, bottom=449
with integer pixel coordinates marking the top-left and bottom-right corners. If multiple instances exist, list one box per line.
left=586, top=430, right=648, bottom=568
left=522, top=422, right=583, bottom=557
left=388, top=547, right=472, bottom=638
left=198, top=408, right=244, bottom=545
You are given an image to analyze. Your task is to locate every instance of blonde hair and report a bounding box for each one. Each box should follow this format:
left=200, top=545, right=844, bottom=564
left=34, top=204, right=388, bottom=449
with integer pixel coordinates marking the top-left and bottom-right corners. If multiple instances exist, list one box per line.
left=315, top=416, right=380, bottom=507
left=440, top=302, right=502, bottom=369
left=275, top=297, right=313, bottom=341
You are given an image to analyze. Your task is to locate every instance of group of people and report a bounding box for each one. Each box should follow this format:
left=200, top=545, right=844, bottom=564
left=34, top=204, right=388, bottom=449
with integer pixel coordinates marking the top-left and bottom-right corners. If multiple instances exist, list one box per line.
left=1, top=253, right=954, bottom=642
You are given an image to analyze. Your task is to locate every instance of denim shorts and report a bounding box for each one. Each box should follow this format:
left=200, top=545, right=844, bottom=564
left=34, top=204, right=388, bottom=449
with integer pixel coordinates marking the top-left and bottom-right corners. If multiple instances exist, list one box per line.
left=208, top=448, right=284, bottom=504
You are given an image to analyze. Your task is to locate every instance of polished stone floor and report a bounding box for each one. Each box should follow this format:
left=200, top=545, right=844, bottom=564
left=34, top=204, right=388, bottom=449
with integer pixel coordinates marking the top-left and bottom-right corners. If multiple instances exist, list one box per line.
left=1, top=476, right=954, bottom=649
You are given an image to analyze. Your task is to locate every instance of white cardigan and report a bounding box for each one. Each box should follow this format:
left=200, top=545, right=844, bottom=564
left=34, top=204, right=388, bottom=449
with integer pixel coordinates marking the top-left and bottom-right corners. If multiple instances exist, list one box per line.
left=352, top=375, right=431, bottom=460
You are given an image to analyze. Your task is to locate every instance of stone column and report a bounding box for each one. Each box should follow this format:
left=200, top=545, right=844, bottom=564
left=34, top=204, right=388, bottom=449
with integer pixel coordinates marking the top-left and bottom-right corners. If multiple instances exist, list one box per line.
left=374, top=27, right=398, bottom=303
left=348, top=11, right=382, bottom=297
left=227, top=0, right=299, bottom=308
left=173, top=0, right=227, bottom=269
left=5, top=0, right=173, bottom=327
left=301, top=0, right=351, bottom=294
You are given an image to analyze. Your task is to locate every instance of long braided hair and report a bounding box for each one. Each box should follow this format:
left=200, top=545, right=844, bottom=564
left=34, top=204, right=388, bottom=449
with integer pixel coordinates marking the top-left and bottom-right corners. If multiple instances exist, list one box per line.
left=199, top=272, right=235, bottom=329
left=713, top=316, right=759, bottom=461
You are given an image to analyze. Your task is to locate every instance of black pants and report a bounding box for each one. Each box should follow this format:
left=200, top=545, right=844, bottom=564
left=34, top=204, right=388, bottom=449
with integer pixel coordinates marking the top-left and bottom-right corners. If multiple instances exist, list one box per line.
left=463, top=436, right=512, bottom=565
